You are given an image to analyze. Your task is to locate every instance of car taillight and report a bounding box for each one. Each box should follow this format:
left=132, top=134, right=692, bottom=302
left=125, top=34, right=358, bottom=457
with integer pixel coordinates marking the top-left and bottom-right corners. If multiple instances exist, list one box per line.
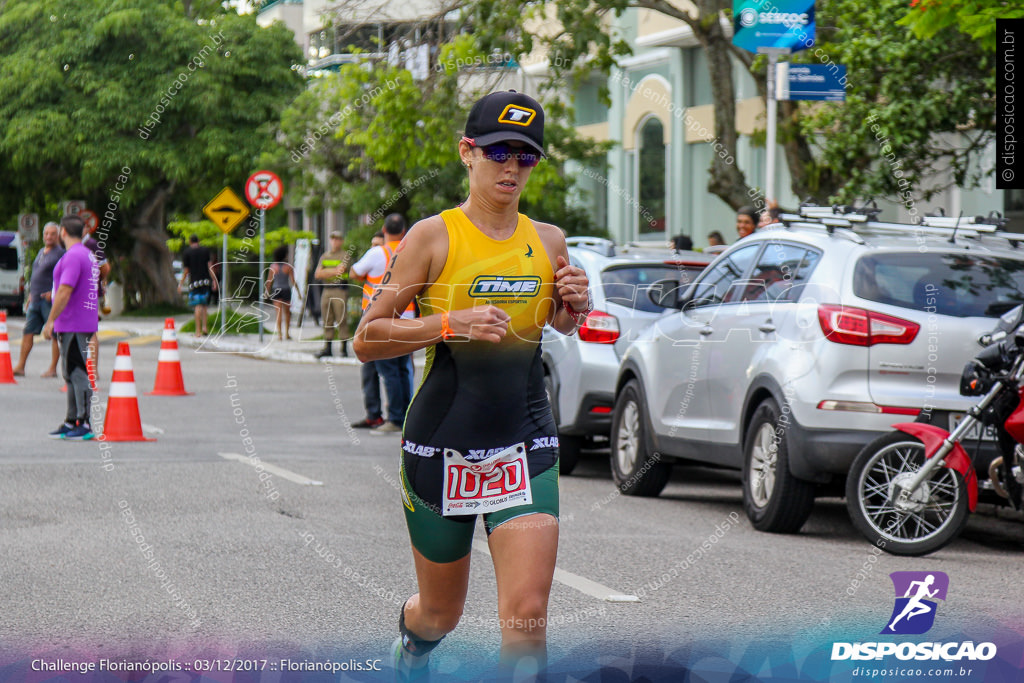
left=578, top=310, right=620, bottom=344
left=817, top=304, right=920, bottom=346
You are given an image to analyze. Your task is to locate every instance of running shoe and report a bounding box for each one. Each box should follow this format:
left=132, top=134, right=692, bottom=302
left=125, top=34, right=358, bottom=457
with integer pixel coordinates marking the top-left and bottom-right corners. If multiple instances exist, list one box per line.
left=63, top=423, right=95, bottom=441
left=372, top=421, right=403, bottom=434
left=391, top=637, right=430, bottom=682
left=48, top=422, right=76, bottom=439
left=352, top=417, right=385, bottom=429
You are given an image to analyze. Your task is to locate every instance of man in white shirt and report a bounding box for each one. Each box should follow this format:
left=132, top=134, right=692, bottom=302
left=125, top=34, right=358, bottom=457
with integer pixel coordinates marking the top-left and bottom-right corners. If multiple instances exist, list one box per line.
left=350, top=216, right=415, bottom=433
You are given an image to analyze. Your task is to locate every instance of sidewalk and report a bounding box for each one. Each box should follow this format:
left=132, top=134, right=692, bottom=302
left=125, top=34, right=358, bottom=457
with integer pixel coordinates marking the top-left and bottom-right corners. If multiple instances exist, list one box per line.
left=96, top=313, right=424, bottom=366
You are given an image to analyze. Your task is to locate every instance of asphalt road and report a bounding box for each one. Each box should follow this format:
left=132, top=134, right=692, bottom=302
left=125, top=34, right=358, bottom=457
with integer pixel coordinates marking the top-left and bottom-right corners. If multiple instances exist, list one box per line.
left=2, top=327, right=1023, bottom=681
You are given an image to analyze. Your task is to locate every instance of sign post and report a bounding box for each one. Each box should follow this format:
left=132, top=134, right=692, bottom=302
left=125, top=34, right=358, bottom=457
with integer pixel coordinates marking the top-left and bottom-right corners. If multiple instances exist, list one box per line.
left=203, top=187, right=250, bottom=336
left=762, top=47, right=790, bottom=206
left=17, top=214, right=39, bottom=243
left=733, top=1, right=815, bottom=206
left=245, top=171, right=284, bottom=345
left=776, top=63, right=846, bottom=101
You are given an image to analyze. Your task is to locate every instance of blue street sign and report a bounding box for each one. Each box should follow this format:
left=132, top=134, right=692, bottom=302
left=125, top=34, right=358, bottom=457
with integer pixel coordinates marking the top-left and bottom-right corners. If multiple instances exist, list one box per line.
left=777, top=63, right=846, bottom=101
left=733, top=0, right=815, bottom=53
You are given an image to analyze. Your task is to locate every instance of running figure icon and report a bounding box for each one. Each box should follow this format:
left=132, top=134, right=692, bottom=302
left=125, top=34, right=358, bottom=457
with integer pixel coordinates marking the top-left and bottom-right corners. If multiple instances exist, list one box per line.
left=888, top=574, right=938, bottom=631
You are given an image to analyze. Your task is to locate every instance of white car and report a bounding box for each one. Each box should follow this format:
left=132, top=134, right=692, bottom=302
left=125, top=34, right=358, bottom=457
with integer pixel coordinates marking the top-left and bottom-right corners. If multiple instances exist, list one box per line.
left=611, top=208, right=1024, bottom=532
left=542, top=239, right=711, bottom=473
left=0, top=232, right=25, bottom=314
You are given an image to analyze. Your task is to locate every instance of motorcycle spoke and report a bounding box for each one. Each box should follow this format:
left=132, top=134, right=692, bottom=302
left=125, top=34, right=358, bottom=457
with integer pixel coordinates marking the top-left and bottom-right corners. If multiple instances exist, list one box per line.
left=888, top=513, right=911, bottom=538
left=912, top=514, right=938, bottom=535
left=862, top=479, right=890, bottom=499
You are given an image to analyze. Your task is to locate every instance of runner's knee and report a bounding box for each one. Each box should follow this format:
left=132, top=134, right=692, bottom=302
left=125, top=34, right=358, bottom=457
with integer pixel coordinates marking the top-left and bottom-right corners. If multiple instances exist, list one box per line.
left=499, top=595, right=547, bottom=633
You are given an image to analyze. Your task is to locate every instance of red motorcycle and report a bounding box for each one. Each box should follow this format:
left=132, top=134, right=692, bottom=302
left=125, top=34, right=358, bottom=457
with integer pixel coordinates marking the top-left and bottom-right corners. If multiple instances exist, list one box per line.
left=846, top=306, right=1024, bottom=556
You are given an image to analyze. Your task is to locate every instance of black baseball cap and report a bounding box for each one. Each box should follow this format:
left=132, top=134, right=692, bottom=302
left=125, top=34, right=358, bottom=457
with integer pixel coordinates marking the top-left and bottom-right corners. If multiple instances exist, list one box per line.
left=464, top=90, right=545, bottom=157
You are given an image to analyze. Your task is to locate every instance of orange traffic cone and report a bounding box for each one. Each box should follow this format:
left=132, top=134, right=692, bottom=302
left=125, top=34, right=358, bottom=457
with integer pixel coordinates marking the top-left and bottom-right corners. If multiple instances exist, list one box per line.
left=100, top=342, right=155, bottom=442
left=148, top=318, right=191, bottom=396
left=0, top=311, right=15, bottom=384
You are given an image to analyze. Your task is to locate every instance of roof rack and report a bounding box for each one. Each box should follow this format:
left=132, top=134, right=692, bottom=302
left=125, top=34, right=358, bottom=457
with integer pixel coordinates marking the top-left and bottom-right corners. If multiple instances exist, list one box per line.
left=776, top=204, right=1024, bottom=251
left=566, top=236, right=616, bottom=257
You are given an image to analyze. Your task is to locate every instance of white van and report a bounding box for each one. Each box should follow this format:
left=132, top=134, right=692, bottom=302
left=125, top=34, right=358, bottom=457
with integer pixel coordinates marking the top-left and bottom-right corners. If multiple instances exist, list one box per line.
left=0, top=231, right=25, bottom=314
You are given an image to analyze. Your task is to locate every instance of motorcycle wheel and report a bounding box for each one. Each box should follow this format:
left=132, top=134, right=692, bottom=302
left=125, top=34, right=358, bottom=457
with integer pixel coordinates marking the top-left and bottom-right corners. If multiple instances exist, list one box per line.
left=846, top=432, right=970, bottom=556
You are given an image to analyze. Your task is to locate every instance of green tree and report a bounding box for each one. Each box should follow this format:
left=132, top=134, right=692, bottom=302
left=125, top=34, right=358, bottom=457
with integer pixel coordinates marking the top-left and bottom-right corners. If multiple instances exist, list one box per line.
left=269, top=32, right=605, bottom=240
left=799, top=0, right=995, bottom=203
left=900, top=0, right=1024, bottom=50
left=0, top=0, right=303, bottom=307
left=464, top=0, right=995, bottom=207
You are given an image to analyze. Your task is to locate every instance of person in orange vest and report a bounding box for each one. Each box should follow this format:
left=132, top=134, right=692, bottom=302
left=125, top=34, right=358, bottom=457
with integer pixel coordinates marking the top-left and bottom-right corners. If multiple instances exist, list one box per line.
left=350, top=216, right=416, bottom=434
left=354, top=90, right=591, bottom=679
left=347, top=232, right=385, bottom=428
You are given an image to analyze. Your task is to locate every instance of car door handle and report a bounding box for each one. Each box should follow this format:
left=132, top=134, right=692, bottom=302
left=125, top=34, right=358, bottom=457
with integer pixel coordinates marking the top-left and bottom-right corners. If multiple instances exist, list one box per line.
left=758, top=322, right=776, bottom=333
left=699, top=326, right=713, bottom=336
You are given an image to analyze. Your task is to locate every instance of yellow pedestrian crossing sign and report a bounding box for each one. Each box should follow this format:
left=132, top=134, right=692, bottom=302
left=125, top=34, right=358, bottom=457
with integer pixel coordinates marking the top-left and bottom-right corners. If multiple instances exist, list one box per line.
left=203, top=187, right=250, bottom=234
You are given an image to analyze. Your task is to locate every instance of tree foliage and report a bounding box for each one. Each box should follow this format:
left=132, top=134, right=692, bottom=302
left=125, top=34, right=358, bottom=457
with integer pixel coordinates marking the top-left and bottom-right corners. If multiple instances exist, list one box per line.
left=799, top=0, right=994, bottom=203
left=269, top=31, right=605, bottom=240
left=900, top=0, right=1024, bottom=50
left=0, top=0, right=303, bottom=307
left=463, top=0, right=996, bottom=209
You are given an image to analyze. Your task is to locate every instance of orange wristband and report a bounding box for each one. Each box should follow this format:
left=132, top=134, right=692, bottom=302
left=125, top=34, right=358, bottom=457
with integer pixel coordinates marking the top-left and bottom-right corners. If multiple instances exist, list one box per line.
left=441, top=311, right=454, bottom=340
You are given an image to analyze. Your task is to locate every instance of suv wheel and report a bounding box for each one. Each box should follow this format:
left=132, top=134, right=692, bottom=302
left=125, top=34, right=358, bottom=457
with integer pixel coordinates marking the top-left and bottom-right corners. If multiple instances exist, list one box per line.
left=742, top=398, right=815, bottom=533
left=610, top=379, right=671, bottom=496
left=544, top=372, right=582, bottom=475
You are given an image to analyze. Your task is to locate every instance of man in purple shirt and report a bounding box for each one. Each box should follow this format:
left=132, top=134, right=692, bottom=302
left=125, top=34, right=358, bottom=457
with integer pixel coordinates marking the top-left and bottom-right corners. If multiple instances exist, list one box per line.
left=43, top=215, right=99, bottom=441
left=12, top=222, right=63, bottom=377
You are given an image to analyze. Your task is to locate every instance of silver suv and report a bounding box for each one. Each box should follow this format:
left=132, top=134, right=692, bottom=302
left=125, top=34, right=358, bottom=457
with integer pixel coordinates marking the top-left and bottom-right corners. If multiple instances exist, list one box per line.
left=611, top=208, right=1024, bottom=532
left=542, top=239, right=710, bottom=473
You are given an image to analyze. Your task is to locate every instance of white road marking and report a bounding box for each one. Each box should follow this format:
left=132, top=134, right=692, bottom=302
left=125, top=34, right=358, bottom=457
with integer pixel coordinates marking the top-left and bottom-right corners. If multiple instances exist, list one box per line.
left=217, top=452, right=324, bottom=486
left=141, top=424, right=164, bottom=434
left=471, top=539, right=639, bottom=602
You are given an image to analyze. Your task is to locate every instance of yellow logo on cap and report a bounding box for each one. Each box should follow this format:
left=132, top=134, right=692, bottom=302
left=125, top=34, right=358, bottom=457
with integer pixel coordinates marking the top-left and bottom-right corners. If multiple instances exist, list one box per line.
left=498, top=104, right=536, bottom=126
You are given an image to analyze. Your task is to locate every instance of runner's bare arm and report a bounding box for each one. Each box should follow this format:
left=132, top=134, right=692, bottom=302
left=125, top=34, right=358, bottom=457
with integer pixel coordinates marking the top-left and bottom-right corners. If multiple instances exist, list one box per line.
left=535, top=222, right=590, bottom=335
left=354, top=217, right=511, bottom=361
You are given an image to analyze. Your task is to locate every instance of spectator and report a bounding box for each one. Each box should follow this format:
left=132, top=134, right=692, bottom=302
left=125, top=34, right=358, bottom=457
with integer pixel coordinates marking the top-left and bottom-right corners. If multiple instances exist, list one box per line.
left=313, top=230, right=352, bottom=358
left=350, top=217, right=415, bottom=434
left=758, top=200, right=781, bottom=229
left=707, top=231, right=725, bottom=247
left=81, top=219, right=110, bottom=377
left=180, top=234, right=218, bottom=337
left=13, top=222, right=63, bottom=377
left=349, top=232, right=386, bottom=428
left=305, top=240, right=323, bottom=328
left=43, top=215, right=99, bottom=440
left=266, top=245, right=297, bottom=341
left=669, top=234, right=693, bottom=251
left=736, top=206, right=758, bottom=240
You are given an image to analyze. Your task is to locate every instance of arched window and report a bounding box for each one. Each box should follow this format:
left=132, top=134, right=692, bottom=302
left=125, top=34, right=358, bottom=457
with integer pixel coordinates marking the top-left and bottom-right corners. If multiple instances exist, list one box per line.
left=637, top=116, right=666, bottom=236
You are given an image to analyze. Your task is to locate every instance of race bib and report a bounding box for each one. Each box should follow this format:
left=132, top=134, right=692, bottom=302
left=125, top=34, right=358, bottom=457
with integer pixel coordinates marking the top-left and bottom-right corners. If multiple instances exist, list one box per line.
left=442, top=443, right=532, bottom=516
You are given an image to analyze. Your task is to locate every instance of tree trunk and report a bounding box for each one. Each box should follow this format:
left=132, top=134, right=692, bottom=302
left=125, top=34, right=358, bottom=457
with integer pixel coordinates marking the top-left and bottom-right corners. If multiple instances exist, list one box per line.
left=128, top=226, right=180, bottom=308
left=122, top=185, right=179, bottom=309
left=699, top=9, right=754, bottom=210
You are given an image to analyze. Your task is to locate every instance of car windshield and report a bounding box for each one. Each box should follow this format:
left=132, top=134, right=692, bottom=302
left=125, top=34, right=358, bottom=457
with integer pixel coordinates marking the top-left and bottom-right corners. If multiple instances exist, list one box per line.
left=0, top=246, right=18, bottom=270
left=853, top=252, right=1024, bottom=318
left=602, top=264, right=703, bottom=313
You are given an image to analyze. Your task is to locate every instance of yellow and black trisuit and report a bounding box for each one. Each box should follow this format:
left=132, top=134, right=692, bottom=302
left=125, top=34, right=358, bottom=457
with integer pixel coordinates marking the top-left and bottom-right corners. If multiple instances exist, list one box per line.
left=400, top=207, right=560, bottom=563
